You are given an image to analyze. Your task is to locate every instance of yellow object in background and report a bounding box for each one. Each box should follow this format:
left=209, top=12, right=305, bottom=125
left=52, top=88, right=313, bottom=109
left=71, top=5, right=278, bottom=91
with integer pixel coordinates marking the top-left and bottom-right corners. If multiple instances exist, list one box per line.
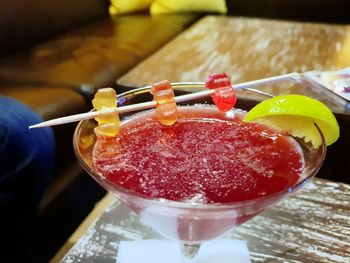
left=109, top=0, right=153, bottom=15
left=109, top=0, right=227, bottom=15
left=150, top=0, right=227, bottom=15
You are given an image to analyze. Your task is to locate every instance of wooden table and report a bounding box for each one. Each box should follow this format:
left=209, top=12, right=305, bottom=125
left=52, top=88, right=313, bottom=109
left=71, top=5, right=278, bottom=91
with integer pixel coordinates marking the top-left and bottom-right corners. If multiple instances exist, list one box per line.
left=118, top=16, right=350, bottom=114
left=59, top=178, right=350, bottom=262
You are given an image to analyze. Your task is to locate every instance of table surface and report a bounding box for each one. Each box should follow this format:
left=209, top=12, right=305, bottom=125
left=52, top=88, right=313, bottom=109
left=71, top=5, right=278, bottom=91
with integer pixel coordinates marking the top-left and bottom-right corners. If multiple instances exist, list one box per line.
left=118, top=15, right=350, bottom=114
left=60, top=178, right=350, bottom=263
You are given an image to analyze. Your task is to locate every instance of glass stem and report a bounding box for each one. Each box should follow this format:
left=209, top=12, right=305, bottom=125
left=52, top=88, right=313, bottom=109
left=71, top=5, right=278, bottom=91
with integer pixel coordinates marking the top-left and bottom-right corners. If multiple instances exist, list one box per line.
left=180, top=243, right=200, bottom=263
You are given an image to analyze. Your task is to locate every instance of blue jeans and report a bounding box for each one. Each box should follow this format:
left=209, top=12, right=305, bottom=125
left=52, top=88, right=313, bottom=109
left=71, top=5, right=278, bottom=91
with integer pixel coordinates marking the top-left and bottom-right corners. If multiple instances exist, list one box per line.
left=0, top=96, right=55, bottom=261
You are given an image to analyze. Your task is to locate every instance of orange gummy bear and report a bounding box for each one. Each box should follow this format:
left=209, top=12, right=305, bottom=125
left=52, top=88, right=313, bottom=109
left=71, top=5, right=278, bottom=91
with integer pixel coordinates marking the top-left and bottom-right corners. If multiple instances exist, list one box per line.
left=92, top=88, right=120, bottom=137
left=155, top=102, right=178, bottom=126
left=150, top=80, right=172, bottom=93
left=151, top=80, right=178, bottom=126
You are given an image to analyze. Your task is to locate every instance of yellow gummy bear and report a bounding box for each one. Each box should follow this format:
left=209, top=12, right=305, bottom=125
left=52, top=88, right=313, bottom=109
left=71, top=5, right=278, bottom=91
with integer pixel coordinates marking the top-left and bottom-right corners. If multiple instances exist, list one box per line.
left=94, top=123, right=120, bottom=138
left=92, top=88, right=120, bottom=137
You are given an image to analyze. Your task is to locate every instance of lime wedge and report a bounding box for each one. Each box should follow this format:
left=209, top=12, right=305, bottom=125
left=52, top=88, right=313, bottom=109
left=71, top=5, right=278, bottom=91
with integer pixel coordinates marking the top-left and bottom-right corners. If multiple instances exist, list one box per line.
left=243, top=95, right=339, bottom=147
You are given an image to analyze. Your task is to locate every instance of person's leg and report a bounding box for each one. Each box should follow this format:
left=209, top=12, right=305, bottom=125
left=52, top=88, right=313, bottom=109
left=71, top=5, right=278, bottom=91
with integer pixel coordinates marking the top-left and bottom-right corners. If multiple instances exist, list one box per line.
left=0, top=96, right=55, bottom=261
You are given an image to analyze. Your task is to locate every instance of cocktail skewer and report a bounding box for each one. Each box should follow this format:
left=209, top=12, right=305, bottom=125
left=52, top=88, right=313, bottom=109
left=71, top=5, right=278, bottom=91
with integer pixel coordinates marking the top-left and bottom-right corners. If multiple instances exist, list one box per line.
left=29, top=72, right=301, bottom=129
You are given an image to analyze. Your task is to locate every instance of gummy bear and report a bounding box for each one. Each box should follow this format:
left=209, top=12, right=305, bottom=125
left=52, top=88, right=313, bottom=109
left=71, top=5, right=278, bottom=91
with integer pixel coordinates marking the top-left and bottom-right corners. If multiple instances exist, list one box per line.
left=206, top=73, right=237, bottom=112
left=206, top=73, right=231, bottom=89
left=155, top=102, right=178, bottom=126
left=92, top=88, right=119, bottom=137
left=150, top=80, right=178, bottom=126
left=211, top=88, right=237, bottom=112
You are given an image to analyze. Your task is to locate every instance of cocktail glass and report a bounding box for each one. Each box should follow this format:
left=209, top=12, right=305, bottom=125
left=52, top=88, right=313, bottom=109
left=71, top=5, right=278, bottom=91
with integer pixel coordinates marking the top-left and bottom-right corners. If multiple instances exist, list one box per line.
left=73, top=83, right=326, bottom=262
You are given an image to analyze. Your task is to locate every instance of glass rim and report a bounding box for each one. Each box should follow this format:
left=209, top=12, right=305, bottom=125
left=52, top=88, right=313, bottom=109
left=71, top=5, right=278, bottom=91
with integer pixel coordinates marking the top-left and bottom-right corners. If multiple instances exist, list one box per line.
left=73, top=82, right=326, bottom=210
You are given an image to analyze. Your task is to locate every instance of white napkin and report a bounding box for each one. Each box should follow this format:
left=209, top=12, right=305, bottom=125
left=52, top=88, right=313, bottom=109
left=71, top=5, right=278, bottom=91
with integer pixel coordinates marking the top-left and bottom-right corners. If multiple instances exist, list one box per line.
left=117, top=239, right=250, bottom=263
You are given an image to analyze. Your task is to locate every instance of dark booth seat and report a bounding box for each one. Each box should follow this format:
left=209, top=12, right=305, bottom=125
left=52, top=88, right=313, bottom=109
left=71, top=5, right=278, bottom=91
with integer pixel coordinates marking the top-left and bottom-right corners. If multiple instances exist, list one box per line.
left=0, top=15, right=198, bottom=95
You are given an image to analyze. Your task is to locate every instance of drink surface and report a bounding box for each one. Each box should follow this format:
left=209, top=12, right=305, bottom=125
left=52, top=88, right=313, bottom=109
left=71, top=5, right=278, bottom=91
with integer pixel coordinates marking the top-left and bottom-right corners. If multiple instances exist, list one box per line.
left=93, top=106, right=304, bottom=204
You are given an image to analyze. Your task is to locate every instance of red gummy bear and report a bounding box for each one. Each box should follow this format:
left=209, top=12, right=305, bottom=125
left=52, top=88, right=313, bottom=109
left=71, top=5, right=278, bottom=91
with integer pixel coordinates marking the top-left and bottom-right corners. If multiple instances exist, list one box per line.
left=206, top=73, right=237, bottom=112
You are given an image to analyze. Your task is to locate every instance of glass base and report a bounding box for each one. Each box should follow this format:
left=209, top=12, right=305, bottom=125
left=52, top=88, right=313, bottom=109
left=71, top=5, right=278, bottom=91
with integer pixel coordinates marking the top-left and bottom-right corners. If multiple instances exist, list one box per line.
left=181, top=243, right=200, bottom=263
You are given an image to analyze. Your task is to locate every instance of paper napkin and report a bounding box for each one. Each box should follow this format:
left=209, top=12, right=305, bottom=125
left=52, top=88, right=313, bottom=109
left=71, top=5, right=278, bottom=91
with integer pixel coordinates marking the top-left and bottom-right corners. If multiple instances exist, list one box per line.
left=117, top=239, right=250, bottom=263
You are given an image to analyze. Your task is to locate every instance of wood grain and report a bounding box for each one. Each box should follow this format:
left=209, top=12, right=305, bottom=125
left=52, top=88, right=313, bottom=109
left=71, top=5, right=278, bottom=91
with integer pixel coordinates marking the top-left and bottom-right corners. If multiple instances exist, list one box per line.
left=60, top=179, right=350, bottom=262
left=118, top=16, right=350, bottom=114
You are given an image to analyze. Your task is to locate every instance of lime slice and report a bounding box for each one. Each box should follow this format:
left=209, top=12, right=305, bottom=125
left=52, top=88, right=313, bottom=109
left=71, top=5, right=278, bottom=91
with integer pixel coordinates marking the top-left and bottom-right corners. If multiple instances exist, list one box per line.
left=243, top=95, right=339, bottom=147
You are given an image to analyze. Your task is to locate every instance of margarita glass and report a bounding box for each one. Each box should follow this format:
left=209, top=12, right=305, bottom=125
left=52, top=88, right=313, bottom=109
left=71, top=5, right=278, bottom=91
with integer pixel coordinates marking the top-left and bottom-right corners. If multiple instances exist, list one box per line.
left=73, top=84, right=326, bottom=262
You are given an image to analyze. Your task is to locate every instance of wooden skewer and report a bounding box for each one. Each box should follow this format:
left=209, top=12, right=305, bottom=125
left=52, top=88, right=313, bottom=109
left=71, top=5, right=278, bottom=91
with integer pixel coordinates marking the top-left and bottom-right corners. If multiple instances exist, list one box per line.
left=29, top=72, right=301, bottom=129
